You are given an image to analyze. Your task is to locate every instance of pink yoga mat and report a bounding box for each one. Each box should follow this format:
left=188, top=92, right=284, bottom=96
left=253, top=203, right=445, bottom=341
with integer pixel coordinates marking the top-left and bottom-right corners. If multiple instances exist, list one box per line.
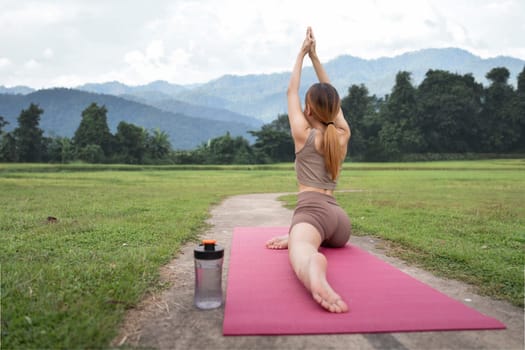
left=223, top=226, right=505, bottom=336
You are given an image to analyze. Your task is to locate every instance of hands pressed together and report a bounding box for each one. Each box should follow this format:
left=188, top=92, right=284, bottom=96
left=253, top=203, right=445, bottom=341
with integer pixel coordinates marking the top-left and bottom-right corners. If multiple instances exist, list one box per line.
left=301, top=26, right=317, bottom=58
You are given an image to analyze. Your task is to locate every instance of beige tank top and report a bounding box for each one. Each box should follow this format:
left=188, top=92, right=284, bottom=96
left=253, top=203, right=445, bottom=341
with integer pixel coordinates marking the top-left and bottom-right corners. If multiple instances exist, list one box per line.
left=295, top=128, right=337, bottom=190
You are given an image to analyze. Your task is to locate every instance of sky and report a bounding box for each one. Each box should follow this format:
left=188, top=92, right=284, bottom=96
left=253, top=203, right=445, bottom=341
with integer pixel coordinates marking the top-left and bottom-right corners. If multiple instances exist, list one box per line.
left=1, top=0, right=524, bottom=89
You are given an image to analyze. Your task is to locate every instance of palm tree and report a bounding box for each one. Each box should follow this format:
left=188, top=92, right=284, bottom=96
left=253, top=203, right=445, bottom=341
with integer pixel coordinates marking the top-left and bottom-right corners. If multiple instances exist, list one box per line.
left=146, top=128, right=172, bottom=159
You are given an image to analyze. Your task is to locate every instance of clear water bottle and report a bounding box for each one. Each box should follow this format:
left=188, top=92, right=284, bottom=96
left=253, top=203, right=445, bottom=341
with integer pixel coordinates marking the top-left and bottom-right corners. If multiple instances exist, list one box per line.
left=194, top=239, right=224, bottom=309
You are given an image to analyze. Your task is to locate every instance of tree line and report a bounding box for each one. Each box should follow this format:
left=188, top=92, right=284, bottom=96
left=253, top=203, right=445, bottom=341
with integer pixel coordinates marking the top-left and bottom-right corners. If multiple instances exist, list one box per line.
left=344, top=66, right=525, bottom=160
left=0, top=66, right=523, bottom=164
left=0, top=103, right=172, bottom=164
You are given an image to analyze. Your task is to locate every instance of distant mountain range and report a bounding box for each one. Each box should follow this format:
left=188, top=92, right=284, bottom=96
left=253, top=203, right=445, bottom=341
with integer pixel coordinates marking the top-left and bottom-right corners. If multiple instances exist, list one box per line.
left=0, top=89, right=261, bottom=149
left=159, top=47, right=523, bottom=121
left=1, top=47, right=523, bottom=149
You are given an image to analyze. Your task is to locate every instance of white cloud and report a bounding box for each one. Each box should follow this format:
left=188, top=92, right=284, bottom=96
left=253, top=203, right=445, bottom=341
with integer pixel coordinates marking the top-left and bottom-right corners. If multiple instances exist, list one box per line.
left=145, top=40, right=164, bottom=62
left=0, top=0, right=523, bottom=88
left=120, top=40, right=195, bottom=84
left=0, top=58, right=11, bottom=69
left=49, top=73, right=90, bottom=88
left=43, top=48, right=54, bottom=59
left=0, top=2, right=67, bottom=28
left=24, top=59, right=40, bottom=70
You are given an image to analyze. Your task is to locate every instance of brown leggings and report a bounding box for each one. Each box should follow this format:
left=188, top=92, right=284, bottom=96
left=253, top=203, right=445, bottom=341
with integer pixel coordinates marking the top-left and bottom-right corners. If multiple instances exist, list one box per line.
left=289, top=191, right=352, bottom=247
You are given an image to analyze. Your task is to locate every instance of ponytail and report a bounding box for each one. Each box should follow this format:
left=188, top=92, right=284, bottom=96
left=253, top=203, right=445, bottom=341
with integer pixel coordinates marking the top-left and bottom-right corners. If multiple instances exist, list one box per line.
left=323, top=124, right=343, bottom=180
left=306, top=83, right=344, bottom=180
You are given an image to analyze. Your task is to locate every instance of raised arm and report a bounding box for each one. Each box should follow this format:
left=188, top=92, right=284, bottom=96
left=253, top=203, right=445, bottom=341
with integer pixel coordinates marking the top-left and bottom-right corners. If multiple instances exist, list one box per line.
left=308, top=31, right=330, bottom=84
left=308, top=29, right=351, bottom=139
left=307, top=30, right=351, bottom=139
left=287, top=27, right=315, bottom=147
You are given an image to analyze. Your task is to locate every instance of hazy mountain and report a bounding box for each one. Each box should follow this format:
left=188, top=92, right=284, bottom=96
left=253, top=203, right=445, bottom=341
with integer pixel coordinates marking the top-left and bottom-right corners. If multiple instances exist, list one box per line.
left=75, top=48, right=523, bottom=122
left=170, top=48, right=525, bottom=121
left=76, top=80, right=263, bottom=126
left=0, top=88, right=258, bottom=149
left=0, top=85, right=35, bottom=95
left=121, top=93, right=262, bottom=126
left=77, top=80, right=189, bottom=97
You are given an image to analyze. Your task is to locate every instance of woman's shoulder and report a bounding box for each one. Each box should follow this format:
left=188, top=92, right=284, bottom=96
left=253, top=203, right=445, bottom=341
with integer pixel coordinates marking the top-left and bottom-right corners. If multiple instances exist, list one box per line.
left=293, top=127, right=315, bottom=153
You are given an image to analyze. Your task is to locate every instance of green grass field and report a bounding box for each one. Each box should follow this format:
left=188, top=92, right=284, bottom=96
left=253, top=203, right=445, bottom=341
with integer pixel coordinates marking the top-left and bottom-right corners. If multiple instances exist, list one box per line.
left=1, top=160, right=524, bottom=348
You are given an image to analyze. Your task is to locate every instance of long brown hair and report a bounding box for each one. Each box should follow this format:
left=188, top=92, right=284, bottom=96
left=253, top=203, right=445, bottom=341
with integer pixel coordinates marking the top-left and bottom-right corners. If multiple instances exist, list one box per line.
left=305, top=83, right=344, bottom=180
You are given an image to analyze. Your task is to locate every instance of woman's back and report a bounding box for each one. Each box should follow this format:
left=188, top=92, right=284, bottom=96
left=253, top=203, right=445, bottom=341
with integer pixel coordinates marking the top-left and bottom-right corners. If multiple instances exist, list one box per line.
left=295, top=128, right=337, bottom=190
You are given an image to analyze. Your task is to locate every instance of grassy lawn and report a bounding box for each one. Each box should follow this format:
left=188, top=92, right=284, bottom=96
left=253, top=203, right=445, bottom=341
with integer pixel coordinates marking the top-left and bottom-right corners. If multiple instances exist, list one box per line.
left=352, top=162, right=524, bottom=305
left=1, top=160, right=523, bottom=348
left=0, top=165, right=296, bottom=349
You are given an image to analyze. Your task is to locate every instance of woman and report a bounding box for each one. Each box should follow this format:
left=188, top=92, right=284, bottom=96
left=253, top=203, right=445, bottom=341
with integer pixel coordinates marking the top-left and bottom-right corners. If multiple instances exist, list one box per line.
left=266, top=27, right=352, bottom=313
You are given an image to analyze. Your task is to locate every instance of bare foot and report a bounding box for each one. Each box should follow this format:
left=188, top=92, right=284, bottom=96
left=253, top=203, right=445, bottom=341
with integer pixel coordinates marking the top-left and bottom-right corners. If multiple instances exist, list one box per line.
left=308, top=253, right=349, bottom=313
left=266, top=235, right=289, bottom=249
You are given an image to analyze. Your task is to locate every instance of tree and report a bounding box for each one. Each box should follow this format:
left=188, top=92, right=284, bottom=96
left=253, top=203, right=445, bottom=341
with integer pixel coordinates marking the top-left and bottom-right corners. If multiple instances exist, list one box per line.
left=249, top=114, right=294, bottom=163
left=341, top=85, right=367, bottom=156
left=0, top=115, right=7, bottom=135
left=73, top=103, right=113, bottom=159
left=341, top=84, right=383, bottom=159
left=0, top=116, right=11, bottom=161
left=13, top=103, right=45, bottom=162
left=378, top=71, right=425, bottom=158
left=0, top=132, right=17, bottom=162
left=480, top=67, right=519, bottom=152
left=114, top=121, right=146, bottom=164
left=77, top=144, right=105, bottom=163
left=417, top=70, right=483, bottom=152
left=516, top=66, right=525, bottom=150
left=518, top=66, right=525, bottom=94
left=145, top=128, right=172, bottom=161
left=196, top=132, right=254, bottom=164
left=46, top=136, right=75, bottom=163
left=486, top=67, right=510, bottom=84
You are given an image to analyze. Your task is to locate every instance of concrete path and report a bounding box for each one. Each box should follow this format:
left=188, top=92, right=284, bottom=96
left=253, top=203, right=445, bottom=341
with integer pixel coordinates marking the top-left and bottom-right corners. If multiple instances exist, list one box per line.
left=112, top=193, right=524, bottom=350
